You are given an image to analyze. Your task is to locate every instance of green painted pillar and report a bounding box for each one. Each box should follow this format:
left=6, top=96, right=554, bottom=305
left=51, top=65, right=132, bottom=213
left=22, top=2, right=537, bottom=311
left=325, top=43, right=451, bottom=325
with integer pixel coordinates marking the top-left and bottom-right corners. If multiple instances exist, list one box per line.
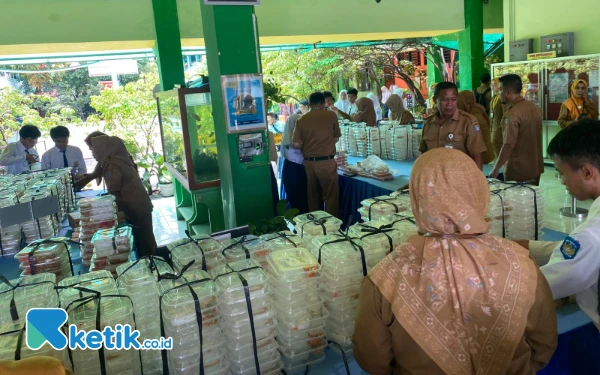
left=427, top=48, right=443, bottom=85
left=152, top=0, right=186, bottom=91
left=459, top=0, right=485, bottom=91
left=200, top=3, right=273, bottom=229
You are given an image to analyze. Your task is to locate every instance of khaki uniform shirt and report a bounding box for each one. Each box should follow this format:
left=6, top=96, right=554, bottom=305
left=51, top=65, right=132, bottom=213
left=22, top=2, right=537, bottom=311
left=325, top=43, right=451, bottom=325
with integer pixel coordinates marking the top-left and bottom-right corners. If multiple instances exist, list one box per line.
left=501, top=97, right=544, bottom=182
left=419, top=109, right=487, bottom=158
left=292, top=110, right=341, bottom=158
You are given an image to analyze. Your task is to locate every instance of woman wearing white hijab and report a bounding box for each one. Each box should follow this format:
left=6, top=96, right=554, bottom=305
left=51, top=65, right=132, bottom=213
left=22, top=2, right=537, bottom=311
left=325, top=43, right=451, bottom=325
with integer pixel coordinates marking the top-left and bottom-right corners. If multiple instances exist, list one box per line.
left=335, top=90, right=351, bottom=114
left=367, top=93, right=383, bottom=122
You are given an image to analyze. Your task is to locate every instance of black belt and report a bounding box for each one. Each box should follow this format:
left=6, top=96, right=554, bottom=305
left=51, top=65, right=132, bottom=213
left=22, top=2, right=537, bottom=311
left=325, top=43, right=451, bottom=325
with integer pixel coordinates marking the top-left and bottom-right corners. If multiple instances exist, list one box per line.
left=304, top=155, right=335, bottom=162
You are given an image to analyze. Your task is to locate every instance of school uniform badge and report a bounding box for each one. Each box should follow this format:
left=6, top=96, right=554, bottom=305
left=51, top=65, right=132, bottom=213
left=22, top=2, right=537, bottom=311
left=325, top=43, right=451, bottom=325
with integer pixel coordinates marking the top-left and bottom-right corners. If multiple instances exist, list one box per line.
left=560, top=236, right=580, bottom=259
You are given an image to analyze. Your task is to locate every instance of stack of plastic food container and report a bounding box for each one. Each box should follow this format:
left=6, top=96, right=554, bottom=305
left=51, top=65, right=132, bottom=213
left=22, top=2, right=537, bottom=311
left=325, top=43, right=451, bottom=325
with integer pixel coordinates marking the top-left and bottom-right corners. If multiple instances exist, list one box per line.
left=260, top=231, right=303, bottom=252
left=78, top=196, right=118, bottom=266
left=117, top=258, right=173, bottom=375
left=58, top=270, right=118, bottom=309
left=168, top=235, right=226, bottom=273
left=0, top=194, right=22, bottom=257
left=387, top=126, right=411, bottom=161
left=21, top=190, right=58, bottom=242
left=353, top=125, right=368, bottom=158
left=334, top=150, right=348, bottom=168
left=308, top=234, right=371, bottom=357
left=359, top=195, right=411, bottom=222
left=0, top=273, right=59, bottom=327
left=487, top=190, right=507, bottom=237
left=503, top=184, right=545, bottom=240
left=348, top=221, right=403, bottom=264
left=15, top=239, right=72, bottom=281
left=379, top=213, right=418, bottom=244
left=211, top=259, right=283, bottom=375
left=221, top=235, right=271, bottom=268
left=293, top=211, right=343, bottom=247
left=266, top=249, right=327, bottom=373
left=411, top=127, right=423, bottom=159
left=366, top=127, right=383, bottom=157
left=67, top=296, right=141, bottom=375
left=158, top=269, right=227, bottom=375
left=336, top=123, right=352, bottom=153
left=89, top=226, right=133, bottom=277
left=0, top=320, right=69, bottom=367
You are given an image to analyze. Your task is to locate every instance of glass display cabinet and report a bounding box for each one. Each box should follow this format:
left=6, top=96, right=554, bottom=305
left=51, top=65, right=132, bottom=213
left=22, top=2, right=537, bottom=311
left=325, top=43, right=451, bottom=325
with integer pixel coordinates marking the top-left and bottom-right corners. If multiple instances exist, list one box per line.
left=156, top=87, right=225, bottom=234
left=492, top=54, right=600, bottom=159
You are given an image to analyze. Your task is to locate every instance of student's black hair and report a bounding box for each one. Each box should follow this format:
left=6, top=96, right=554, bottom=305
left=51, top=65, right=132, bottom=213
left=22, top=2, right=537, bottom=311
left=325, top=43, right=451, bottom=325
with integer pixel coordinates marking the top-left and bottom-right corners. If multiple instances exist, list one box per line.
left=267, top=112, right=278, bottom=120
left=49, top=125, right=70, bottom=139
left=347, top=88, right=359, bottom=96
left=499, top=74, right=523, bottom=94
left=547, top=119, right=600, bottom=171
left=433, top=81, right=458, bottom=98
left=480, top=73, right=491, bottom=84
left=309, top=92, right=325, bottom=105
left=19, top=124, right=41, bottom=139
left=299, top=100, right=309, bottom=106
left=323, top=91, right=335, bottom=101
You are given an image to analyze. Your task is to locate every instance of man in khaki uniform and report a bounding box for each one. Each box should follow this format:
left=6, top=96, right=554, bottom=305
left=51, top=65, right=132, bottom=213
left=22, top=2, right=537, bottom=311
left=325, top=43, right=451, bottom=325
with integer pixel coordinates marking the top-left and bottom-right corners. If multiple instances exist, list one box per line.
left=293, top=92, right=341, bottom=217
left=490, top=74, right=544, bottom=185
left=419, top=81, right=487, bottom=170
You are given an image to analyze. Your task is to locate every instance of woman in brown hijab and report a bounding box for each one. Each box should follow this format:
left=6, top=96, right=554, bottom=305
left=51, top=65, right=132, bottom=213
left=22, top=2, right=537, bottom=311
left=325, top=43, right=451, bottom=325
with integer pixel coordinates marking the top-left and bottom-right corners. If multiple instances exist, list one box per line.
left=353, top=148, right=557, bottom=375
left=458, top=90, right=495, bottom=164
left=337, top=97, right=377, bottom=126
left=385, top=94, right=415, bottom=124
left=91, top=136, right=157, bottom=257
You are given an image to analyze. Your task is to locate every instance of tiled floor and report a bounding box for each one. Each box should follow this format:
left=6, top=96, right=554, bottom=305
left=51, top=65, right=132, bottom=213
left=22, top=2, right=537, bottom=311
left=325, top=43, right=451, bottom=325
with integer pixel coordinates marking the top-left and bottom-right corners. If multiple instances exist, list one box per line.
left=149, top=166, right=591, bottom=246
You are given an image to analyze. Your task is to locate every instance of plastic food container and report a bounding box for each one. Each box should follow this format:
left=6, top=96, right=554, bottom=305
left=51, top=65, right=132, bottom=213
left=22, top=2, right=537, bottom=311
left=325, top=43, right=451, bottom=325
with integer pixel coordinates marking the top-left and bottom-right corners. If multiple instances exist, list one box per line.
left=0, top=273, right=59, bottom=325
left=269, top=275, right=318, bottom=297
left=210, top=259, right=268, bottom=300
left=266, top=248, right=320, bottom=282
left=221, top=236, right=270, bottom=266
left=15, top=239, right=69, bottom=265
left=294, top=211, right=342, bottom=238
left=348, top=222, right=403, bottom=252
left=78, top=195, right=116, bottom=210
left=168, top=237, right=225, bottom=272
left=58, top=270, right=117, bottom=307
left=260, top=231, right=303, bottom=251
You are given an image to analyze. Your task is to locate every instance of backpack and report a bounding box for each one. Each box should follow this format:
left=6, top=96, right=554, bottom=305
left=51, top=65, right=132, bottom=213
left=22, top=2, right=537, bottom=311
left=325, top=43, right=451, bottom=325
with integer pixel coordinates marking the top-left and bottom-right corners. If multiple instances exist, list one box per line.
left=474, top=88, right=492, bottom=113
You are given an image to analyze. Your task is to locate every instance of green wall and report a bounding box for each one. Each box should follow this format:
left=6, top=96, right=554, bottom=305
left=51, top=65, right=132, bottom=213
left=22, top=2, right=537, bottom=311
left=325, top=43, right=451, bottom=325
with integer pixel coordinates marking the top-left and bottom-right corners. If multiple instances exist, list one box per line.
left=0, top=0, right=502, bottom=53
left=503, top=0, right=600, bottom=59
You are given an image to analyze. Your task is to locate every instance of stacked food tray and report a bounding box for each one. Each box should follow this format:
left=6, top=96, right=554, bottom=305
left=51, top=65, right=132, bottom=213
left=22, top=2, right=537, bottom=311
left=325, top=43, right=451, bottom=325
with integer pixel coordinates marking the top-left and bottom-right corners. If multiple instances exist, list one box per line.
left=293, top=211, right=343, bottom=247
left=348, top=221, right=404, bottom=263
left=21, top=190, right=58, bottom=242
left=307, top=235, right=373, bottom=357
left=411, top=127, right=423, bottom=158
left=15, top=239, right=73, bottom=281
left=366, top=127, right=383, bottom=157
left=359, top=195, right=412, bottom=222
left=352, top=125, right=368, bottom=158
left=335, top=150, right=348, bottom=168
left=379, top=213, right=418, bottom=244
left=117, top=258, right=174, bottom=375
left=386, top=126, right=411, bottom=161
left=336, top=124, right=352, bottom=153
left=0, top=273, right=59, bottom=327
left=58, top=270, right=118, bottom=309
left=211, top=259, right=283, bottom=375
left=67, top=296, right=141, bottom=375
left=266, top=248, right=326, bottom=373
left=89, top=227, right=133, bottom=277
left=168, top=235, right=226, bottom=273
left=503, top=184, right=545, bottom=240
left=221, top=236, right=271, bottom=268
left=0, top=193, right=22, bottom=257
left=78, top=196, right=118, bottom=266
left=260, top=231, right=303, bottom=252
left=158, top=269, right=228, bottom=375
left=0, top=320, right=69, bottom=367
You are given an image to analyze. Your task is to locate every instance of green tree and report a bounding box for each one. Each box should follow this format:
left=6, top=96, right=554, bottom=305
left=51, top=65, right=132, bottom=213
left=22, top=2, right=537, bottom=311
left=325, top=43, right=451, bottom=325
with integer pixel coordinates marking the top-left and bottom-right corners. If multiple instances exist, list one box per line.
left=55, top=68, right=102, bottom=120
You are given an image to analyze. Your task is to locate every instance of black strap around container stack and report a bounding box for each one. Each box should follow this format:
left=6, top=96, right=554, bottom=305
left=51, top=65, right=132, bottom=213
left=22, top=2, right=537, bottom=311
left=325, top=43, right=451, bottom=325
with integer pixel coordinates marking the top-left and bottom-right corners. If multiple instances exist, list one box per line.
left=0, top=275, right=59, bottom=321
left=264, top=232, right=298, bottom=248
left=327, top=340, right=351, bottom=375
left=359, top=223, right=395, bottom=253
left=301, top=214, right=331, bottom=238
left=368, top=197, right=399, bottom=221
left=490, top=189, right=506, bottom=238
left=222, top=236, right=259, bottom=260
left=159, top=272, right=210, bottom=375
left=25, top=238, right=76, bottom=277
left=317, top=231, right=367, bottom=276
left=503, top=182, right=539, bottom=240
left=214, top=265, right=263, bottom=374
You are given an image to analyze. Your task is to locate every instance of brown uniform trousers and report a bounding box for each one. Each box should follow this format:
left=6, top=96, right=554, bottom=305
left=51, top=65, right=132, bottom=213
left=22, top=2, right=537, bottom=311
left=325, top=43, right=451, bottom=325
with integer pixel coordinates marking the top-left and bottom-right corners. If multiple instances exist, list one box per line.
left=491, top=96, right=505, bottom=158
left=292, top=110, right=341, bottom=218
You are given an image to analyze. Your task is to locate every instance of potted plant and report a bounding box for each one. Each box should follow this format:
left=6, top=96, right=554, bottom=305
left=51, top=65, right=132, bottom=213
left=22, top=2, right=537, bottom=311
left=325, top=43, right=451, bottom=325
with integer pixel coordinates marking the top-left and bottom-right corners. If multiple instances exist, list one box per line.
left=138, top=152, right=174, bottom=197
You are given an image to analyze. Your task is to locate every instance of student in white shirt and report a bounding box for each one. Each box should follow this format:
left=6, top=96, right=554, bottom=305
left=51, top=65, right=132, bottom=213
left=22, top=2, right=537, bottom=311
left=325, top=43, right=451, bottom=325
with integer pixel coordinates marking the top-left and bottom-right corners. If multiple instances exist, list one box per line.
left=41, top=126, right=87, bottom=174
left=517, top=119, right=600, bottom=325
left=0, top=124, right=40, bottom=175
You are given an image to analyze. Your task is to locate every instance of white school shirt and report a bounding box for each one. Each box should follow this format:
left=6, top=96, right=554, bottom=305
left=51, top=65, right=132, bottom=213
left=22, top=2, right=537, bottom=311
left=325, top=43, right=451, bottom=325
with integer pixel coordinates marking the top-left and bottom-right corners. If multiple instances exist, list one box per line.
left=348, top=103, right=358, bottom=116
left=0, top=141, right=38, bottom=175
left=41, top=145, right=87, bottom=173
left=534, top=196, right=600, bottom=325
